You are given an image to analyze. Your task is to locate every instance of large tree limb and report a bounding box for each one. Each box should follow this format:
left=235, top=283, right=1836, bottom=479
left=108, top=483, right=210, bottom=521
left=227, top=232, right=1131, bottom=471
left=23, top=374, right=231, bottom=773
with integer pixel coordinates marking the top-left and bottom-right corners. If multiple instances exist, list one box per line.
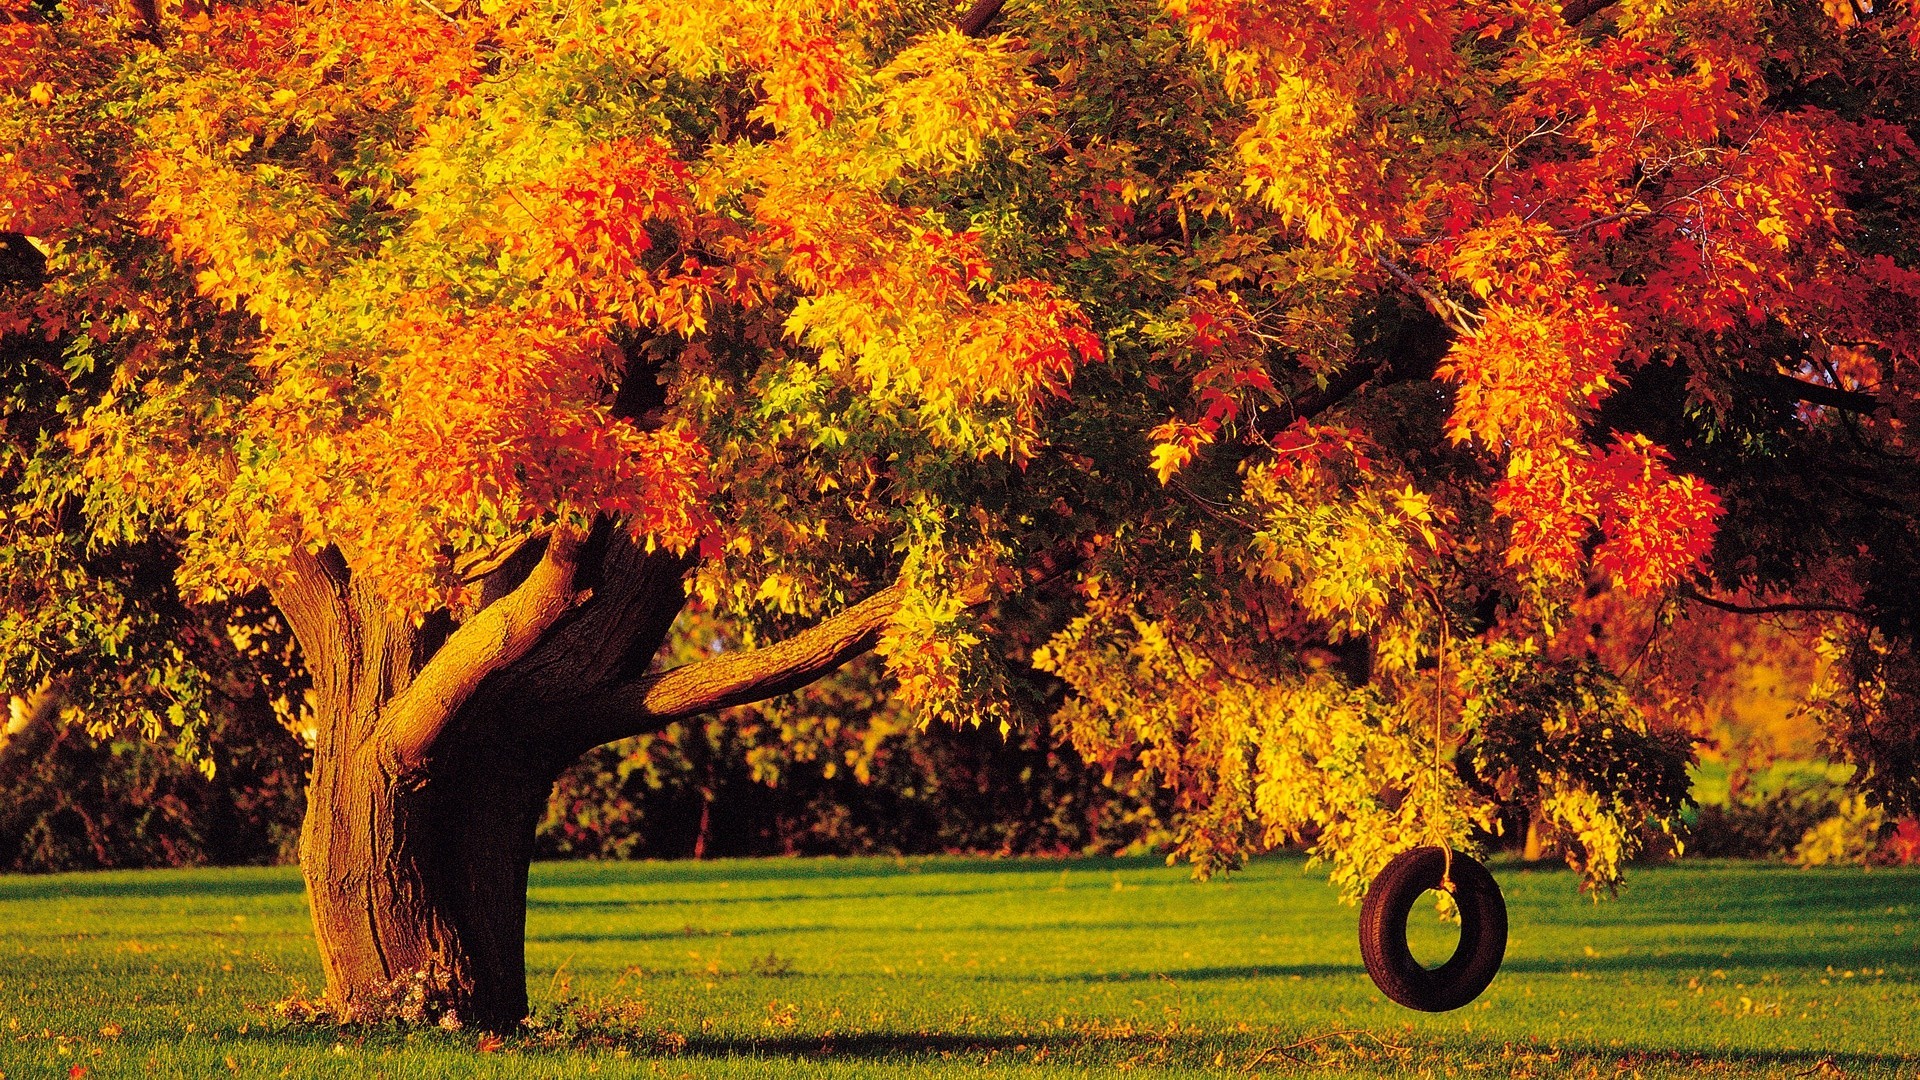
left=566, top=538, right=1091, bottom=750
left=639, top=582, right=907, bottom=718
left=479, top=537, right=692, bottom=716
left=570, top=582, right=907, bottom=748
left=1756, top=372, right=1883, bottom=416
left=268, top=545, right=355, bottom=700
left=386, top=530, right=587, bottom=770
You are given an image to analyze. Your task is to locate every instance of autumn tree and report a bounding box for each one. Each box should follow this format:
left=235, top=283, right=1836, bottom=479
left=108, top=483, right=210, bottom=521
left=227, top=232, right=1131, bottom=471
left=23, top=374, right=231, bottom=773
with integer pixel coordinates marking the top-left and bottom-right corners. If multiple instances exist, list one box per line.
left=5, top=0, right=1918, bottom=1030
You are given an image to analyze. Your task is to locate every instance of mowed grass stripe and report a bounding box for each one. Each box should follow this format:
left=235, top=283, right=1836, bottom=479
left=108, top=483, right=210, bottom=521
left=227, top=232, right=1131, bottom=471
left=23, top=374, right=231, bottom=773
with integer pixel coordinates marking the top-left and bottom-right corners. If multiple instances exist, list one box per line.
left=1, top=857, right=1915, bottom=1078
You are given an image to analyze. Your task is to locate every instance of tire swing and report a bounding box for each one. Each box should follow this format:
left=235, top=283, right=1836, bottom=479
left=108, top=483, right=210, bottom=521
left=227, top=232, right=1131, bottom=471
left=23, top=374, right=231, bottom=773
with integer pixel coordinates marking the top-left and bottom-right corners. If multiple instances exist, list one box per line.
left=1358, top=845, right=1508, bottom=1011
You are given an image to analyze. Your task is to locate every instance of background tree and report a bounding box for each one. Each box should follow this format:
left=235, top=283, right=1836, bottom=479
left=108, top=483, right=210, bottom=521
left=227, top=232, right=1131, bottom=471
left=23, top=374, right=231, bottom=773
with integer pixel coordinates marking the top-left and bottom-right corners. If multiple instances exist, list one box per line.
left=4, top=0, right=1917, bottom=1031
left=537, top=656, right=1169, bottom=862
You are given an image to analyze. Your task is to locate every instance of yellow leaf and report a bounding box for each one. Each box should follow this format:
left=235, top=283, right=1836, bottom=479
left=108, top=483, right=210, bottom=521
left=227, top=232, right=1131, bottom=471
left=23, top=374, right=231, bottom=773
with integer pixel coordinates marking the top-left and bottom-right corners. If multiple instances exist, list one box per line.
left=29, top=81, right=54, bottom=107
left=1149, top=442, right=1192, bottom=485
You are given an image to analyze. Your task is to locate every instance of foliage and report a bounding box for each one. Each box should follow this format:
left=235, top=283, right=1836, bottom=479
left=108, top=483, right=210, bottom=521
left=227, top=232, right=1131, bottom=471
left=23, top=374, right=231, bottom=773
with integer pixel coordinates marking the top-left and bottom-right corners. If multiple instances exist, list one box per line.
left=1462, top=644, right=1694, bottom=890
left=0, top=687, right=306, bottom=872
left=1791, top=791, right=1887, bottom=867
left=1548, top=587, right=1828, bottom=763
left=1682, top=760, right=1919, bottom=865
left=1687, top=797, right=1834, bottom=862
left=1686, top=765, right=1859, bottom=860
left=4, top=0, right=1920, bottom=911
left=1803, top=627, right=1920, bottom=819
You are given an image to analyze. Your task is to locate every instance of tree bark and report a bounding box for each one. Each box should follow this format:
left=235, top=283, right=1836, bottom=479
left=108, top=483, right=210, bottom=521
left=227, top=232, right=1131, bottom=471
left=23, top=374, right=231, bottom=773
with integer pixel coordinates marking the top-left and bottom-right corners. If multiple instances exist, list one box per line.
left=299, top=693, right=559, bottom=1030
left=274, top=536, right=603, bottom=1030
left=271, top=527, right=915, bottom=1031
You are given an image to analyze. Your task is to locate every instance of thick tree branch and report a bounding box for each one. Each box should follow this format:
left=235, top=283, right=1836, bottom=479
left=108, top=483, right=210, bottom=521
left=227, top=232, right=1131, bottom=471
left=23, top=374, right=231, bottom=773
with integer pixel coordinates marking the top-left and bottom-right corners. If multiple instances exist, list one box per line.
left=578, top=583, right=908, bottom=744
left=267, top=545, right=353, bottom=692
left=2, top=677, right=65, bottom=742
left=1376, top=255, right=1478, bottom=337
left=1286, top=357, right=1385, bottom=421
left=454, top=535, right=540, bottom=587
left=386, top=530, right=587, bottom=770
left=567, top=538, right=1092, bottom=750
left=1, top=233, right=47, bottom=286
left=479, top=538, right=692, bottom=718
left=1755, top=371, right=1883, bottom=416
left=1275, top=303, right=1448, bottom=423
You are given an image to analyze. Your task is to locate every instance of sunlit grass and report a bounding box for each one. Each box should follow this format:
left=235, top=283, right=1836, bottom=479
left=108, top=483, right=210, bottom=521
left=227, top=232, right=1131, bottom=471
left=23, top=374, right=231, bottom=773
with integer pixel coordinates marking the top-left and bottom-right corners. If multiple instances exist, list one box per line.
left=1, top=856, right=1915, bottom=1077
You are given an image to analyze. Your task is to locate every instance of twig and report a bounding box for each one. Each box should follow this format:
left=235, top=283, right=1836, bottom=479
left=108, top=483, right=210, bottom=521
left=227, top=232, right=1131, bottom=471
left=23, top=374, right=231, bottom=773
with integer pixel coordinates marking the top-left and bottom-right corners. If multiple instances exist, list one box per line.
left=1244, top=1028, right=1416, bottom=1072
left=1241, top=1044, right=1308, bottom=1072
left=1559, top=0, right=1615, bottom=25
left=1375, top=255, right=1478, bottom=337
left=415, top=0, right=459, bottom=25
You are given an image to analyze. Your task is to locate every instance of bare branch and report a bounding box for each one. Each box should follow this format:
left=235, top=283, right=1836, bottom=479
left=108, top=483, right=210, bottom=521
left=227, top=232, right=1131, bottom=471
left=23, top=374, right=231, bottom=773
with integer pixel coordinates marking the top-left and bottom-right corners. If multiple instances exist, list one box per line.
left=1678, top=584, right=1868, bottom=619
left=1284, top=355, right=1385, bottom=421
left=414, top=0, right=459, bottom=24
left=4, top=677, right=65, bottom=736
left=454, top=532, right=543, bottom=587
left=1376, top=255, right=1479, bottom=337
left=386, top=530, right=588, bottom=770
left=131, top=0, right=161, bottom=38
left=566, top=536, right=1095, bottom=750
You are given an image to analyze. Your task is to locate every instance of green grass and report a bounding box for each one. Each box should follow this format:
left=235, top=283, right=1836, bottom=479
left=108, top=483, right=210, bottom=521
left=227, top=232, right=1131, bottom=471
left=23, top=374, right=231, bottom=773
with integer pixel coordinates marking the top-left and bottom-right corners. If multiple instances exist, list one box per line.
left=2, top=857, right=1916, bottom=1078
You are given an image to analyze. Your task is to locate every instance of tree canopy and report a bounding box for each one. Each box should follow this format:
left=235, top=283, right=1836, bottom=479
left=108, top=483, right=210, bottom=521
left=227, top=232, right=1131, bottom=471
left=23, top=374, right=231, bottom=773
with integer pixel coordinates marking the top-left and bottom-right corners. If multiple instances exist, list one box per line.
left=5, top=0, right=1920, bottom=1026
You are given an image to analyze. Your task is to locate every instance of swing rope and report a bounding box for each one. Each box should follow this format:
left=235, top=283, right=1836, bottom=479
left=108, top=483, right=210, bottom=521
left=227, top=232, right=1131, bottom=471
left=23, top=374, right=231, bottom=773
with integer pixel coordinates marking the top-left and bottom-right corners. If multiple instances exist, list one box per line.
left=1427, top=599, right=1454, bottom=893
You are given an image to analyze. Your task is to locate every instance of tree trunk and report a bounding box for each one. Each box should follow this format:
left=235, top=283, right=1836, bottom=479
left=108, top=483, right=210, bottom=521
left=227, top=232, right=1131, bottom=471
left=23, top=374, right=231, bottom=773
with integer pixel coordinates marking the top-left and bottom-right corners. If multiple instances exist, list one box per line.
left=300, top=717, right=556, bottom=1031
left=270, top=531, right=904, bottom=1032
left=1522, top=813, right=1549, bottom=862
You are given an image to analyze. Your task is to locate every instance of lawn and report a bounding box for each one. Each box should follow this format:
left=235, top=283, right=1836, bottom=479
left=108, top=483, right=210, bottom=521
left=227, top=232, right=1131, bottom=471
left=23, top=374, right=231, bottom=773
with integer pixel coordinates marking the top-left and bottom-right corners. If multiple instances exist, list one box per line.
left=1, top=856, right=1915, bottom=1078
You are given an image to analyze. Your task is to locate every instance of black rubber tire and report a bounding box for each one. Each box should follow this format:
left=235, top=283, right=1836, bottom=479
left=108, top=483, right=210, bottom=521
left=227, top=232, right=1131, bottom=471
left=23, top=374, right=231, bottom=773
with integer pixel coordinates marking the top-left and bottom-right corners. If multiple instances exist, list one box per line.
left=1359, top=847, right=1507, bottom=1012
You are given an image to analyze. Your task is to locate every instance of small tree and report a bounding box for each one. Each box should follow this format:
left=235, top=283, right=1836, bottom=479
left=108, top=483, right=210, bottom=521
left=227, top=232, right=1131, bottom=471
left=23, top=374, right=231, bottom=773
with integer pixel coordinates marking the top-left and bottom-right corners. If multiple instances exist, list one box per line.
left=5, top=0, right=1917, bottom=1030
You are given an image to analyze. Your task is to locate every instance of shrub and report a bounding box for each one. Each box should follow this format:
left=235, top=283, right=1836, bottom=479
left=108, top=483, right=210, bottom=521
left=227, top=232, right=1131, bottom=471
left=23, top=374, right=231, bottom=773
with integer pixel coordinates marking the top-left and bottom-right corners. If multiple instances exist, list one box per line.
left=0, top=693, right=306, bottom=872
left=1683, top=762, right=1917, bottom=866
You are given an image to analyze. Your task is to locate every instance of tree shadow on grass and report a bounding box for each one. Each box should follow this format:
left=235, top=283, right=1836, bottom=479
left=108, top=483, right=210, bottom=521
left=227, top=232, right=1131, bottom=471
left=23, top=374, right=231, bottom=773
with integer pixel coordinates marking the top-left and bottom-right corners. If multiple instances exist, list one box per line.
left=946, top=962, right=1362, bottom=983
left=526, top=876, right=1213, bottom=912
left=524, top=1027, right=1920, bottom=1076
left=0, top=871, right=305, bottom=903
left=529, top=924, right=835, bottom=945
left=529, top=854, right=1178, bottom=890
left=530, top=866, right=1227, bottom=903
left=1044, top=951, right=1918, bottom=983
left=528, top=917, right=1224, bottom=941
left=1499, top=864, right=1920, bottom=925
left=1499, top=945, right=1919, bottom=977
left=526, top=883, right=1053, bottom=909
left=109, top=1023, right=1916, bottom=1078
